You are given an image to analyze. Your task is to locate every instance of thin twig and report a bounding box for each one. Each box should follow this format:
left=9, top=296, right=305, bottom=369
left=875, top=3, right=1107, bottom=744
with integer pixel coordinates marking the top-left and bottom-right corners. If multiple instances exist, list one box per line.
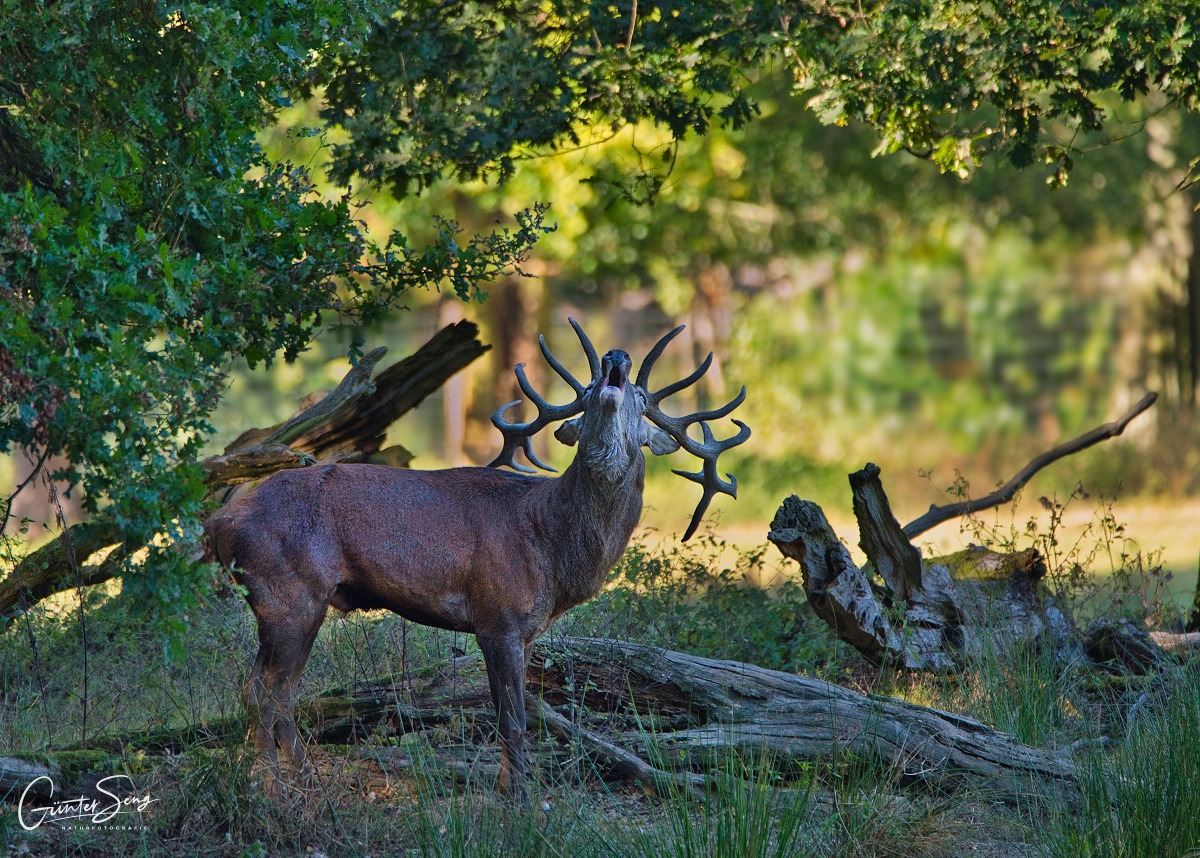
left=528, top=694, right=708, bottom=799
left=903, top=392, right=1158, bottom=539
left=1, top=447, right=49, bottom=535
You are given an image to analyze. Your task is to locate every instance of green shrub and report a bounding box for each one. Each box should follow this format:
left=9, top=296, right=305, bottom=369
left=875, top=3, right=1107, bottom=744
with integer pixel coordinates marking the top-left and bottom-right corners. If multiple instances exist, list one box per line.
left=565, top=532, right=847, bottom=674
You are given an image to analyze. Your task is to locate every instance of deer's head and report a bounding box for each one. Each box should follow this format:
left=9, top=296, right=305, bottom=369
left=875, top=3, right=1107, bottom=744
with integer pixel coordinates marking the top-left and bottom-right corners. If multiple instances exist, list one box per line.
left=489, top=319, right=749, bottom=539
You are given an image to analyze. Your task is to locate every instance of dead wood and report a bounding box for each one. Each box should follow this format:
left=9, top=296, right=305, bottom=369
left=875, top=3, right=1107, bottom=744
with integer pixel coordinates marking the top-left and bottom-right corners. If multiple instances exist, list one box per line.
left=770, top=393, right=1162, bottom=673
left=902, top=392, right=1157, bottom=539
left=18, top=638, right=1076, bottom=803
left=528, top=694, right=709, bottom=798
left=1, top=756, right=60, bottom=801
left=535, top=638, right=1078, bottom=801
left=1082, top=618, right=1173, bottom=674
left=1149, top=630, right=1200, bottom=654
left=771, top=480, right=1071, bottom=671
left=0, top=321, right=490, bottom=633
left=198, top=444, right=316, bottom=487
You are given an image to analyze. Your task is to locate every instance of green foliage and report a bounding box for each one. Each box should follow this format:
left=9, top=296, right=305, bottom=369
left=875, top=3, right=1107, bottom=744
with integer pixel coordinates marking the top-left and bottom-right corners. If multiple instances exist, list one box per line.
left=797, top=0, right=1200, bottom=184
left=320, top=1, right=782, bottom=195
left=322, top=2, right=1199, bottom=191
left=952, top=480, right=1174, bottom=625
left=0, top=1, right=550, bottom=624
left=951, top=641, right=1073, bottom=748
left=402, top=775, right=618, bottom=858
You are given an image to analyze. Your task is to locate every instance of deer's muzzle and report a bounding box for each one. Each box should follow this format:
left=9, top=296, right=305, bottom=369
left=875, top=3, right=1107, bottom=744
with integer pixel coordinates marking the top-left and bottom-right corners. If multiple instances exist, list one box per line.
left=598, top=350, right=632, bottom=407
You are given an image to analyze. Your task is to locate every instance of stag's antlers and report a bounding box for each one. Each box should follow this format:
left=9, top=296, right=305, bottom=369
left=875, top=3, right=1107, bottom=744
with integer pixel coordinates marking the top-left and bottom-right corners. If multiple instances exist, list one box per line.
left=487, top=318, right=601, bottom=473
left=639, top=326, right=750, bottom=540
left=489, top=319, right=749, bottom=539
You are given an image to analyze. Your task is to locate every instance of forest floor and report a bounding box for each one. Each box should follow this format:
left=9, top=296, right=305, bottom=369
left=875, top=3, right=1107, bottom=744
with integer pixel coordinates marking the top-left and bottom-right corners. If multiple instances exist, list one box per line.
left=3, top=493, right=1197, bottom=856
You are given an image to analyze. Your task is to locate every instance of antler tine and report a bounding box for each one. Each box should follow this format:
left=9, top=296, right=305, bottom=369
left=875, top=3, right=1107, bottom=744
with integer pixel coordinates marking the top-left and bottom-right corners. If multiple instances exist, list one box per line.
left=655, top=384, right=747, bottom=429
left=568, top=316, right=602, bottom=384
left=636, top=325, right=750, bottom=540
left=643, top=368, right=750, bottom=540
left=649, top=352, right=714, bottom=405
left=635, top=324, right=685, bottom=389
left=488, top=390, right=581, bottom=473
left=488, top=328, right=593, bottom=473
left=539, top=335, right=585, bottom=395
left=488, top=401, right=556, bottom=474
left=669, top=419, right=751, bottom=540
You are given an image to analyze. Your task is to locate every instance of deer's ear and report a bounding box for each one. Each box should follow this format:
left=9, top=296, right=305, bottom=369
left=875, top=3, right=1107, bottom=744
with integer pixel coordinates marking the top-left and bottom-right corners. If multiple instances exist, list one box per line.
left=639, top=422, right=679, bottom=456
left=554, top=418, right=581, bottom=446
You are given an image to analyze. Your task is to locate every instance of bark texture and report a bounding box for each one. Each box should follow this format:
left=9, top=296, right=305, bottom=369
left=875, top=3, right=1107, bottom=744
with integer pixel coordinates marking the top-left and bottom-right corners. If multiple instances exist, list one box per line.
left=771, top=468, right=1069, bottom=671
left=30, top=638, right=1078, bottom=803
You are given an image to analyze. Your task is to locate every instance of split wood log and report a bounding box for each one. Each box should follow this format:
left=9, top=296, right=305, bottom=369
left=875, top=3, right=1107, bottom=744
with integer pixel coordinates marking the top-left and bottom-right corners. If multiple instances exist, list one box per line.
left=0, top=321, right=490, bottom=634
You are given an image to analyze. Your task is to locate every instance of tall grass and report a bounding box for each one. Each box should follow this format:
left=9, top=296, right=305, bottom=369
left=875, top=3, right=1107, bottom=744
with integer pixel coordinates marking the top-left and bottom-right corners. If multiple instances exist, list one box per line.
left=564, top=532, right=849, bottom=675
left=1048, top=670, right=1200, bottom=858
left=953, top=640, right=1075, bottom=748
left=623, top=759, right=818, bottom=858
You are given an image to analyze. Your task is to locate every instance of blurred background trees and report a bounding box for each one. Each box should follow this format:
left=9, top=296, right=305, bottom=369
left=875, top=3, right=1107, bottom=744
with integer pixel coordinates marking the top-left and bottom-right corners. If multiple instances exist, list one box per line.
left=3, top=0, right=1200, bottom=615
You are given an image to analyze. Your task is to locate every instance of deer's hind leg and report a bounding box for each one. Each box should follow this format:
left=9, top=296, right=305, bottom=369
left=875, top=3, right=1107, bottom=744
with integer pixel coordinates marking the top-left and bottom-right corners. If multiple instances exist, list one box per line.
left=245, top=587, right=329, bottom=797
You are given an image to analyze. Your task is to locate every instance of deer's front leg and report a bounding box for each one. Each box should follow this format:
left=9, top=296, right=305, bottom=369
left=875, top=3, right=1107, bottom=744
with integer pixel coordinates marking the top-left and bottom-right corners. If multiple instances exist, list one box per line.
left=478, top=632, right=529, bottom=801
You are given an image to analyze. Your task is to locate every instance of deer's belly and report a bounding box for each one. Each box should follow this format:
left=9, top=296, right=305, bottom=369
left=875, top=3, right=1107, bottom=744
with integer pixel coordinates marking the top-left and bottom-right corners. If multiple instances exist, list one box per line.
left=329, top=581, right=474, bottom=633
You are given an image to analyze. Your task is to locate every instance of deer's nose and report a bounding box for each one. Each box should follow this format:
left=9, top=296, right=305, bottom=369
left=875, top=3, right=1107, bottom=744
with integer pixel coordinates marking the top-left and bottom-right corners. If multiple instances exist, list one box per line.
left=601, top=350, right=632, bottom=389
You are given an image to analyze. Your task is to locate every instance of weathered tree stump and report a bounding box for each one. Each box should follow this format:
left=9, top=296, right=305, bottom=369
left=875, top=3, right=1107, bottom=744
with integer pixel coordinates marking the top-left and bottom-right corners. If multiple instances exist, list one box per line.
left=769, top=479, right=1071, bottom=672
left=769, top=395, right=1163, bottom=674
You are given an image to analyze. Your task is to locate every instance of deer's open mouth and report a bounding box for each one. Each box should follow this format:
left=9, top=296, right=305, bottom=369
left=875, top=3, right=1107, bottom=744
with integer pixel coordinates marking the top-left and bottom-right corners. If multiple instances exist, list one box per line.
left=599, top=350, right=632, bottom=401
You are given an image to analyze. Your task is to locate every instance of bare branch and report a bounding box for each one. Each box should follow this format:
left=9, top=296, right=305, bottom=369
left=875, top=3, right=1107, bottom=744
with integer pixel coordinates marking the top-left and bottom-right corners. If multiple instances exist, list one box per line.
left=903, top=392, right=1158, bottom=539
left=528, top=694, right=708, bottom=799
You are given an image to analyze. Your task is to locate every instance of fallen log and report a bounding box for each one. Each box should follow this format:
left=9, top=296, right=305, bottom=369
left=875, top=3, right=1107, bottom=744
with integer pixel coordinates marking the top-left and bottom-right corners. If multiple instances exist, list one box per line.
left=28, top=638, right=1077, bottom=803
left=0, top=321, right=490, bottom=633
left=535, top=638, right=1078, bottom=802
left=1, top=756, right=60, bottom=802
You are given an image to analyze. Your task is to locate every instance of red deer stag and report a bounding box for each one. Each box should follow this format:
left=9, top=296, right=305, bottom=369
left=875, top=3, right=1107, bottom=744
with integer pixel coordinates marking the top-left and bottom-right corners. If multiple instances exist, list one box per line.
left=205, top=319, right=748, bottom=799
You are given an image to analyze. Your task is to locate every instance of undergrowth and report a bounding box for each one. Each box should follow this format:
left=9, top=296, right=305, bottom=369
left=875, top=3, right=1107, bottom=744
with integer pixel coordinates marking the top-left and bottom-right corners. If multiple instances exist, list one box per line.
left=1047, top=667, right=1200, bottom=858
left=563, top=531, right=850, bottom=675
left=935, top=474, right=1176, bottom=626
left=0, top=495, right=1191, bottom=857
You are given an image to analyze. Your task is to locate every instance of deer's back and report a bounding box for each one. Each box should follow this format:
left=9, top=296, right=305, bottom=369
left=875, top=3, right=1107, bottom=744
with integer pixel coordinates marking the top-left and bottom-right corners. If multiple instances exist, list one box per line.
left=205, top=463, right=554, bottom=634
